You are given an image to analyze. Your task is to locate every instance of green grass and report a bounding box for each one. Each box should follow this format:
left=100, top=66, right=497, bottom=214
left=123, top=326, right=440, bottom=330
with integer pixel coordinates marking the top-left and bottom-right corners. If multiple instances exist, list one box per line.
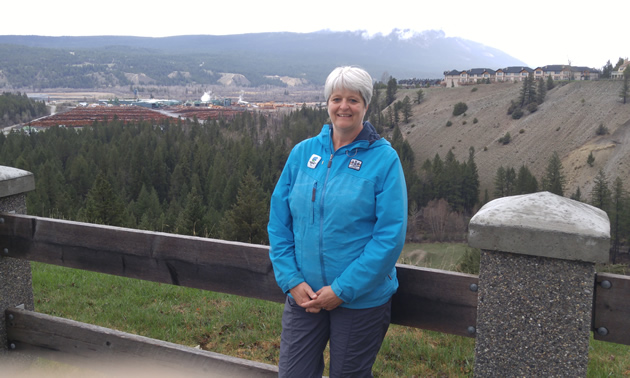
left=400, top=242, right=469, bottom=270
left=28, top=243, right=630, bottom=377
left=32, top=262, right=284, bottom=364
left=588, top=337, right=630, bottom=377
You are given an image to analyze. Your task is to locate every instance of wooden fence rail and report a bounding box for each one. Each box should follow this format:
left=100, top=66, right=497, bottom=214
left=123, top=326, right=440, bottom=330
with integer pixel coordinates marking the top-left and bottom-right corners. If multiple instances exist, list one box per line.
left=0, top=213, right=479, bottom=337
left=5, top=307, right=279, bottom=376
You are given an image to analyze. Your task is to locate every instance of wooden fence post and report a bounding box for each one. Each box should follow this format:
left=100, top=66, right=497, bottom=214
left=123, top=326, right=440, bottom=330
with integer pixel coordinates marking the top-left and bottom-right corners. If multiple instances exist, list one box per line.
left=0, top=165, right=36, bottom=357
left=468, top=191, right=610, bottom=376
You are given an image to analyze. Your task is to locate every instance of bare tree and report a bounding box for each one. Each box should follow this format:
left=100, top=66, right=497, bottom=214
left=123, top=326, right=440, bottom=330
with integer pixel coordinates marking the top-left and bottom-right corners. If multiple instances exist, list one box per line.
left=424, top=199, right=449, bottom=242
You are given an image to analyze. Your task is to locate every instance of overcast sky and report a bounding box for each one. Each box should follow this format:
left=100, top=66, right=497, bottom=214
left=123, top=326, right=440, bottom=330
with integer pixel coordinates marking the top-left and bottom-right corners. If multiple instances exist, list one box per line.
left=2, top=0, right=626, bottom=70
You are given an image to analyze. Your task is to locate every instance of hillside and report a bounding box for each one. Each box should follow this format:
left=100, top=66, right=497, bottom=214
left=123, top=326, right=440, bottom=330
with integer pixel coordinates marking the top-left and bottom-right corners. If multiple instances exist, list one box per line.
left=398, top=80, right=630, bottom=199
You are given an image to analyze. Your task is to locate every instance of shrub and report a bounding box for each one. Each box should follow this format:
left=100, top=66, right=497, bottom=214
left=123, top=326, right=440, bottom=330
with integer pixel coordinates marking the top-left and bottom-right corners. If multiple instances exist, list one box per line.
left=499, top=132, right=511, bottom=145
left=471, top=87, right=478, bottom=92
left=453, top=102, right=468, bottom=116
left=511, top=108, right=524, bottom=119
left=527, top=102, right=538, bottom=113
left=446, top=120, right=453, bottom=127
left=596, top=123, right=609, bottom=135
left=587, top=151, right=595, bottom=167
left=507, top=101, right=517, bottom=115
left=519, top=129, right=525, bottom=134
left=473, top=118, right=478, bottom=124
left=457, top=248, right=480, bottom=274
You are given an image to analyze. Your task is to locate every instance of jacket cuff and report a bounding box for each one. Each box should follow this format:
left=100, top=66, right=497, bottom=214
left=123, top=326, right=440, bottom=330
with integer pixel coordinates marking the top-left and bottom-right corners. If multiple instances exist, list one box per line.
left=285, top=276, right=305, bottom=294
left=331, top=280, right=347, bottom=303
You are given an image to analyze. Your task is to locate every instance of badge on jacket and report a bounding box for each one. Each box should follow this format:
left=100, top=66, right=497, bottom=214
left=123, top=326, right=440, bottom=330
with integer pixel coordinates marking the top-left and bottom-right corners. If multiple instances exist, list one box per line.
left=348, top=159, right=362, bottom=171
left=308, top=154, right=322, bottom=169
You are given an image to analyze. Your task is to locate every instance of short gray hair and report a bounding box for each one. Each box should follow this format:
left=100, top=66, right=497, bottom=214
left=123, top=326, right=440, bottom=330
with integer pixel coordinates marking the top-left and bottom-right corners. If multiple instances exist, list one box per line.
left=324, top=66, right=373, bottom=106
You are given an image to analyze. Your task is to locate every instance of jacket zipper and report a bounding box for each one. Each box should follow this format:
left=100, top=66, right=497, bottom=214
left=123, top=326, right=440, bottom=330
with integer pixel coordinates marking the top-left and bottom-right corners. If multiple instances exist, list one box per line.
left=311, top=182, right=317, bottom=224
left=318, top=153, right=334, bottom=285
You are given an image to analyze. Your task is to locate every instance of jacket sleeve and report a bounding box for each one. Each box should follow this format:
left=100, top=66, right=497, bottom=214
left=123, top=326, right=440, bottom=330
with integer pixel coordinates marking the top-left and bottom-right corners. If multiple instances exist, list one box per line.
left=267, top=156, right=305, bottom=294
left=330, top=151, right=408, bottom=303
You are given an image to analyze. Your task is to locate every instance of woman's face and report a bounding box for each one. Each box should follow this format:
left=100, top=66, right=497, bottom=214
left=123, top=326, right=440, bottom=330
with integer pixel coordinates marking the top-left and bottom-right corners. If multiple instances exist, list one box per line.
left=327, top=88, right=368, bottom=134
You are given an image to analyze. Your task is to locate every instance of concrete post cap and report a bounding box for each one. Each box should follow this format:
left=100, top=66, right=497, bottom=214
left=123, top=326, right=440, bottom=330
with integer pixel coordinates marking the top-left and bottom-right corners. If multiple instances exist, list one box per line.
left=0, top=165, right=35, bottom=198
left=468, top=191, right=610, bottom=263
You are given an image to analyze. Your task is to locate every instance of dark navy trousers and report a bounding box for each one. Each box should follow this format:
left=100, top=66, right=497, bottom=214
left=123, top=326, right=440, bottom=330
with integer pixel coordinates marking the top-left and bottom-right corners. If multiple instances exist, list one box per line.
left=278, top=296, right=391, bottom=378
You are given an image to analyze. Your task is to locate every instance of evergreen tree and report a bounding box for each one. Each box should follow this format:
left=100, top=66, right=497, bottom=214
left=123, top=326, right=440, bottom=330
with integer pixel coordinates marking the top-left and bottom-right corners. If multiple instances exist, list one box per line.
left=443, top=150, right=463, bottom=211
left=82, top=171, right=127, bottom=227
left=385, top=107, right=395, bottom=128
left=36, top=159, right=73, bottom=218
left=415, top=89, right=425, bottom=104
left=366, top=83, right=381, bottom=121
left=461, top=147, right=480, bottom=214
left=176, top=186, right=206, bottom=236
left=431, top=153, right=445, bottom=199
left=536, top=78, right=546, bottom=104
left=385, top=76, right=398, bottom=106
left=610, top=177, right=627, bottom=263
left=602, top=60, right=613, bottom=79
left=505, top=167, right=516, bottom=196
left=133, top=184, right=162, bottom=230
left=546, top=74, right=555, bottom=91
left=570, top=186, right=582, bottom=202
left=541, top=152, right=566, bottom=196
left=590, top=168, right=611, bottom=212
left=620, top=66, right=630, bottom=104
left=493, top=166, right=507, bottom=198
left=419, top=158, right=436, bottom=206
left=67, top=154, right=94, bottom=201
left=401, top=96, right=412, bottom=123
left=515, top=164, right=538, bottom=194
left=481, top=189, right=490, bottom=208
left=519, top=72, right=537, bottom=107
left=390, top=126, right=419, bottom=209
left=220, top=169, right=269, bottom=244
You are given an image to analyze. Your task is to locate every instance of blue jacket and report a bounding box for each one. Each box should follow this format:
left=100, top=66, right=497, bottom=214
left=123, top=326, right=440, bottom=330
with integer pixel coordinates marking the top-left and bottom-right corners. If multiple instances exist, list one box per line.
left=268, top=122, right=408, bottom=309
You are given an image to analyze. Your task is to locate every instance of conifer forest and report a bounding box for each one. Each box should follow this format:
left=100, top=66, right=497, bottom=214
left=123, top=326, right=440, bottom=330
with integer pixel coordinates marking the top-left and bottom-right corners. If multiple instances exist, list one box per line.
left=1, top=92, right=628, bottom=258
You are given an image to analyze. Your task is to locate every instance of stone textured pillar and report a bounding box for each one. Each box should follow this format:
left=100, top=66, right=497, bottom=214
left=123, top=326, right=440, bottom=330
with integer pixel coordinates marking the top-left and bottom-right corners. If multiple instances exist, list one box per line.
left=468, top=191, right=610, bottom=377
left=0, top=166, right=36, bottom=355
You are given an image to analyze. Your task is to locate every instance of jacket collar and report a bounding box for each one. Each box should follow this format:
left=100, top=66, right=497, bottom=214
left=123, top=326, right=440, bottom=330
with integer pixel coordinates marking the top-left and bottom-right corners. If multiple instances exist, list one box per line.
left=323, top=121, right=381, bottom=149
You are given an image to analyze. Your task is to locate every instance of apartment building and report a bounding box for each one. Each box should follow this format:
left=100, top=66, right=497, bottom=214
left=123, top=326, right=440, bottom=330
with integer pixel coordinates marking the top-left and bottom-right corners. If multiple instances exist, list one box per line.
left=611, top=59, right=630, bottom=79
left=444, top=65, right=600, bottom=87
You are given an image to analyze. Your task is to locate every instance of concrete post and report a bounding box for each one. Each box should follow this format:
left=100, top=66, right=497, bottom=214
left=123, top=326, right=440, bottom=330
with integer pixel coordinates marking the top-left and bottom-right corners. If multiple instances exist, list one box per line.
left=468, top=191, right=610, bottom=377
left=0, top=166, right=36, bottom=356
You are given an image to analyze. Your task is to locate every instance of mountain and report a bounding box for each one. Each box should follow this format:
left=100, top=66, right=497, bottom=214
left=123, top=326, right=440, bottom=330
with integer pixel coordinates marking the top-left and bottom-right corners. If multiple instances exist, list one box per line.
left=0, top=30, right=527, bottom=89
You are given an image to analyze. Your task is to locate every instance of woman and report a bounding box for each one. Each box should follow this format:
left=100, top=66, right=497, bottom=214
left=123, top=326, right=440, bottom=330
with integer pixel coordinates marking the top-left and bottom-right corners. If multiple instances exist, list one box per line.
left=268, top=66, right=407, bottom=377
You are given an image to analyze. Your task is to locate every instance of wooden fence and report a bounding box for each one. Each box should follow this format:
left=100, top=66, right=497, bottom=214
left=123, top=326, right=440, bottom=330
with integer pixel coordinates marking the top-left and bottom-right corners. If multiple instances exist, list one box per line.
left=1, top=213, right=630, bottom=374
left=1, top=213, right=481, bottom=375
